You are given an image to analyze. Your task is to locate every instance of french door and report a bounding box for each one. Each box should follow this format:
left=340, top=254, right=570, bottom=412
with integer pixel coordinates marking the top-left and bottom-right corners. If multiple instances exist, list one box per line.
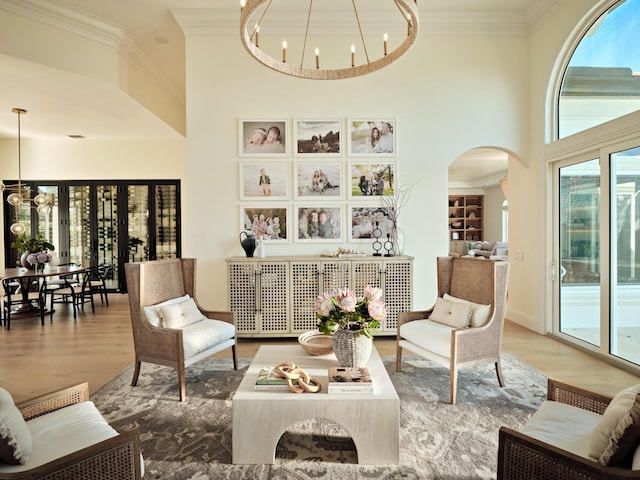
left=3, top=180, right=180, bottom=292
left=553, top=147, right=640, bottom=367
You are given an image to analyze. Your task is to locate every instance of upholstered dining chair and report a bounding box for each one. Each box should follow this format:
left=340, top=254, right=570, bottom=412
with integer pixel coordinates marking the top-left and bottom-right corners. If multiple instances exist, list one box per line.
left=125, top=258, right=237, bottom=402
left=396, top=256, right=510, bottom=404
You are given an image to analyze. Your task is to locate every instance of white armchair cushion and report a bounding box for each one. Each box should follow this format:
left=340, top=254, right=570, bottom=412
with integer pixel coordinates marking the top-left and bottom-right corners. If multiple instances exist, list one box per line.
left=143, top=294, right=190, bottom=326
left=589, top=384, right=640, bottom=465
left=443, top=293, right=492, bottom=327
left=429, top=297, right=471, bottom=328
left=399, top=319, right=454, bottom=359
left=0, top=402, right=118, bottom=474
left=0, top=387, right=31, bottom=465
left=159, top=298, right=205, bottom=329
left=520, top=400, right=602, bottom=459
left=182, top=319, right=236, bottom=360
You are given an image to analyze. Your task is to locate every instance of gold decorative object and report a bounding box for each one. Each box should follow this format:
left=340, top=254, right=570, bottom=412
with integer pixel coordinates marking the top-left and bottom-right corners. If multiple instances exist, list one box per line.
left=239, top=0, right=420, bottom=80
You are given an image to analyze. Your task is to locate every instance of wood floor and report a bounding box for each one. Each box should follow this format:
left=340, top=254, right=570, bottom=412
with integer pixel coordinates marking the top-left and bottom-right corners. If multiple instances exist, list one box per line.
left=1, top=293, right=638, bottom=404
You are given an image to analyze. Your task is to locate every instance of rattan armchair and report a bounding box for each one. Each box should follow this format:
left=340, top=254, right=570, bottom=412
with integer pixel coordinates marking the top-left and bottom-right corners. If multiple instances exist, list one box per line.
left=0, top=383, right=141, bottom=480
left=396, top=256, right=510, bottom=404
left=498, top=379, right=640, bottom=480
left=125, top=258, right=238, bottom=402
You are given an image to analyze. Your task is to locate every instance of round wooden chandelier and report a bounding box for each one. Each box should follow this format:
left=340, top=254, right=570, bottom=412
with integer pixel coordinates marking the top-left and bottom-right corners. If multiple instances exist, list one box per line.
left=240, top=0, right=420, bottom=80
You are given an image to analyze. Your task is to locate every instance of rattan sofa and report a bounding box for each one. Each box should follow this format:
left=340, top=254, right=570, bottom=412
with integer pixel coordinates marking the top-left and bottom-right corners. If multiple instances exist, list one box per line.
left=0, top=383, right=141, bottom=480
left=498, top=378, right=640, bottom=480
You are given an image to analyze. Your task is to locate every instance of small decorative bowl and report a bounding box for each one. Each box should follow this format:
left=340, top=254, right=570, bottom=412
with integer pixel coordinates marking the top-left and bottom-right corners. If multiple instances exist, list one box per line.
left=298, top=330, right=334, bottom=356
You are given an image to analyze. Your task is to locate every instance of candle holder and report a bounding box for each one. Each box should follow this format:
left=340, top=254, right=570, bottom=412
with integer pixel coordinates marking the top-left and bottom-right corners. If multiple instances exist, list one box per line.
left=384, top=233, right=394, bottom=257
left=371, top=222, right=383, bottom=256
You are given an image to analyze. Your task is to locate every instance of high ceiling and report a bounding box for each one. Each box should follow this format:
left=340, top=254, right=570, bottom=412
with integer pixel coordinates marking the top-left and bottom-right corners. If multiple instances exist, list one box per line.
left=0, top=0, right=553, bottom=181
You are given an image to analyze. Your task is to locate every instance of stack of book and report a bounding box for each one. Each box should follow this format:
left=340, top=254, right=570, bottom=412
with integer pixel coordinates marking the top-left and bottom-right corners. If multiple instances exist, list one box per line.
left=255, top=366, right=298, bottom=391
left=327, top=366, right=373, bottom=394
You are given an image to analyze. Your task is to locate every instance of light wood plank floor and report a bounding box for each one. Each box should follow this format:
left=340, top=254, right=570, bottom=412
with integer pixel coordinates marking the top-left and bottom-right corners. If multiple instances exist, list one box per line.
left=1, top=293, right=638, bottom=404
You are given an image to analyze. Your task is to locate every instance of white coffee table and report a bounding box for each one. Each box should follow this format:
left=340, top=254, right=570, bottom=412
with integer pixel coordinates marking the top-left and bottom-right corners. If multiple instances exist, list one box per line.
left=232, top=344, right=399, bottom=465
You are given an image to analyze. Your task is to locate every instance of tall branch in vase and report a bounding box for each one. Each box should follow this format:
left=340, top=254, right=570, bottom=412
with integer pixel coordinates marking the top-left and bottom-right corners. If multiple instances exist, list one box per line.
left=379, top=178, right=418, bottom=255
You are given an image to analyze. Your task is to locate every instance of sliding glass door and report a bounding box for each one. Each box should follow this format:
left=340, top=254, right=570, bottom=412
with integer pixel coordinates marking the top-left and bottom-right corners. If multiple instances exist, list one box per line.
left=555, top=149, right=640, bottom=367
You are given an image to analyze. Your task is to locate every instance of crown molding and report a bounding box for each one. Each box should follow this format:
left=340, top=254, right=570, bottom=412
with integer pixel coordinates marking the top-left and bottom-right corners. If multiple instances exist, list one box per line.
left=172, top=6, right=560, bottom=38
left=0, top=0, right=184, bottom=105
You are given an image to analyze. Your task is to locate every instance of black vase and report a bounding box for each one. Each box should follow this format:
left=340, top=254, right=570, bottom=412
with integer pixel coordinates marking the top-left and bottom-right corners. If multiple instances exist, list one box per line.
left=239, top=231, right=257, bottom=257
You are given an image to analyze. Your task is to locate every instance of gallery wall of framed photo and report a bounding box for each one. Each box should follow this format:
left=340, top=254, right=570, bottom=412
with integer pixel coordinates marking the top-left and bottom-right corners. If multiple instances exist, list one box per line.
left=238, top=117, right=398, bottom=246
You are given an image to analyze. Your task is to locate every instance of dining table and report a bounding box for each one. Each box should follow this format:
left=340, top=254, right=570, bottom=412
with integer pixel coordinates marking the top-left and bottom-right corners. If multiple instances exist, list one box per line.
left=1, top=265, right=86, bottom=315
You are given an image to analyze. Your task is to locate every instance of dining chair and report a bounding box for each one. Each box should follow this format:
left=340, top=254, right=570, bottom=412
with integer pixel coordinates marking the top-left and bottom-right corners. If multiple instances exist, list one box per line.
left=49, top=271, right=95, bottom=319
left=87, top=264, right=111, bottom=305
left=1, top=276, right=48, bottom=330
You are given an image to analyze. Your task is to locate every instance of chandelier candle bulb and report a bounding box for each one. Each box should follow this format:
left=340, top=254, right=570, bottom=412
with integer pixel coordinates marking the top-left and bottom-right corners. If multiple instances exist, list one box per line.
left=315, top=48, right=319, bottom=69
left=282, top=40, right=287, bottom=62
left=383, top=33, right=388, bottom=55
left=351, top=45, right=355, bottom=67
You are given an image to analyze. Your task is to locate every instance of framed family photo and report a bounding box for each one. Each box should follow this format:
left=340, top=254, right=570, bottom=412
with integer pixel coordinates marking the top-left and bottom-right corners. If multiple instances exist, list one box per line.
left=295, top=205, right=342, bottom=242
left=350, top=206, right=395, bottom=242
left=239, top=119, right=288, bottom=157
left=349, top=162, right=396, bottom=198
left=293, top=119, right=342, bottom=156
left=239, top=162, right=289, bottom=200
left=347, top=119, right=396, bottom=156
left=293, top=161, right=343, bottom=199
left=240, top=205, right=289, bottom=242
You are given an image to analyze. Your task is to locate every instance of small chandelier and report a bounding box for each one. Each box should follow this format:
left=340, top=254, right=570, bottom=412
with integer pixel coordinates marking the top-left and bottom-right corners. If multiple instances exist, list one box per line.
left=240, top=0, right=419, bottom=80
left=0, top=108, right=50, bottom=235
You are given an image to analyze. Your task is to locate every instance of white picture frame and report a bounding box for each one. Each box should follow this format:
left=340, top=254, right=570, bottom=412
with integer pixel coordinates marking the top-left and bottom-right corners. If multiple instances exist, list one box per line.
left=239, top=161, right=290, bottom=200
left=293, top=161, right=343, bottom=200
left=347, top=118, right=396, bottom=157
left=239, top=118, right=288, bottom=157
left=240, top=205, right=290, bottom=242
left=349, top=206, right=395, bottom=242
left=294, top=205, right=343, bottom=242
left=348, top=161, right=396, bottom=198
left=293, top=118, right=342, bottom=157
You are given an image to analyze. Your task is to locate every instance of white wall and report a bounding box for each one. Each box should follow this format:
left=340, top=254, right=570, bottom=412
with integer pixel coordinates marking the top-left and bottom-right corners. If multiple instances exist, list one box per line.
left=483, top=185, right=505, bottom=242
left=183, top=29, right=530, bottom=310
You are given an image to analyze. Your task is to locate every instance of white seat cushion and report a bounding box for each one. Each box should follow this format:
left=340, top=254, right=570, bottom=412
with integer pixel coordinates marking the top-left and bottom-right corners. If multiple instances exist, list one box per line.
left=0, top=402, right=117, bottom=474
left=182, top=319, right=236, bottom=360
left=520, top=400, right=602, bottom=459
left=399, top=319, right=454, bottom=359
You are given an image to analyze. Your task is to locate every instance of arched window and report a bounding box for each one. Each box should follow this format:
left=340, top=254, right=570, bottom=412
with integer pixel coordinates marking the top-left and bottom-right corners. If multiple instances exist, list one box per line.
left=558, top=0, right=640, bottom=139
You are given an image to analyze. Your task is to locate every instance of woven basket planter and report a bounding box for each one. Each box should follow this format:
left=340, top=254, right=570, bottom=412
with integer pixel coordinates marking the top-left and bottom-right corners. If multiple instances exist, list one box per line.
left=332, top=329, right=373, bottom=367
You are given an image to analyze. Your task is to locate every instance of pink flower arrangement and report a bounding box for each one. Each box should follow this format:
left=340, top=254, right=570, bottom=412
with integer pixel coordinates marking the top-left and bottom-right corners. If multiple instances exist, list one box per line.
left=26, top=251, right=52, bottom=266
left=314, top=285, right=387, bottom=338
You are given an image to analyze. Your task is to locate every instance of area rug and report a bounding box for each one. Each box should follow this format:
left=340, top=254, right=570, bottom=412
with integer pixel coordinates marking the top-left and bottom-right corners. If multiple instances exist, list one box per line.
left=92, top=353, right=547, bottom=480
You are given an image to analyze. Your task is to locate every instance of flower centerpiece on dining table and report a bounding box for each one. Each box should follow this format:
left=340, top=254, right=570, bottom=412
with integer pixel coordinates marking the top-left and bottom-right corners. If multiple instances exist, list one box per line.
left=26, top=251, right=52, bottom=272
left=315, top=285, right=387, bottom=366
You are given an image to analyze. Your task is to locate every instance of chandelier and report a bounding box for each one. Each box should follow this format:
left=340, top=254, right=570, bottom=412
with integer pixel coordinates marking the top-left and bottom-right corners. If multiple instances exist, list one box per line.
left=0, top=108, right=50, bottom=235
left=240, top=0, right=419, bottom=80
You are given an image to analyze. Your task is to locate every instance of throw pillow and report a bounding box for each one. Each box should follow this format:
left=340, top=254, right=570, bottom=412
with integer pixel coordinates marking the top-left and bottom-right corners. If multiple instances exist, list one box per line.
left=443, top=293, right=492, bottom=327
left=589, top=384, right=640, bottom=466
left=0, top=387, right=32, bottom=465
left=429, top=297, right=471, bottom=329
left=159, top=297, right=205, bottom=329
left=143, top=294, right=190, bottom=326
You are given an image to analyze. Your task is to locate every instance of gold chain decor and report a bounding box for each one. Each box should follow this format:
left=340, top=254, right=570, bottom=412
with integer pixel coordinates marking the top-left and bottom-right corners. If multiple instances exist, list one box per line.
left=274, top=362, right=322, bottom=394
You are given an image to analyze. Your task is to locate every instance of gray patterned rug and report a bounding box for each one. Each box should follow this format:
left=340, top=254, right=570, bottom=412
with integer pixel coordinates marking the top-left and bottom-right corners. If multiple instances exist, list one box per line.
left=92, top=352, right=546, bottom=480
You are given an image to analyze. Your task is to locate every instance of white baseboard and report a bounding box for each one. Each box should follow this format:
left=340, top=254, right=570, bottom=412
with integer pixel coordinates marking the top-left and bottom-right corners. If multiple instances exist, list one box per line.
left=505, top=307, right=545, bottom=335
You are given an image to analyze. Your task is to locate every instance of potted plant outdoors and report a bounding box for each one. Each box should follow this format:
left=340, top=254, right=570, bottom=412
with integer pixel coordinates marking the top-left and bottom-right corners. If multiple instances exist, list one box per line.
left=11, top=234, right=55, bottom=269
left=315, top=285, right=387, bottom=367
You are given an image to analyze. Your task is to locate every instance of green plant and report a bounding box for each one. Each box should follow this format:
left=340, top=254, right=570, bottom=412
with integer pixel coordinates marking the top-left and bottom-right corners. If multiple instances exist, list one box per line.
left=11, top=233, right=55, bottom=253
left=314, top=285, right=386, bottom=339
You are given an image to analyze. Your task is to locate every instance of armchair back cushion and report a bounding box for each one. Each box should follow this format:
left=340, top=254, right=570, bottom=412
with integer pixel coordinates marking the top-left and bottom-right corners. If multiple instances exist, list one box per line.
left=429, top=297, right=471, bottom=328
left=589, top=384, right=640, bottom=466
left=0, top=388, right=31, bottom=465
left=443, top=293, right=491, bottom=327
left=143, top=294, right=190, bottom=326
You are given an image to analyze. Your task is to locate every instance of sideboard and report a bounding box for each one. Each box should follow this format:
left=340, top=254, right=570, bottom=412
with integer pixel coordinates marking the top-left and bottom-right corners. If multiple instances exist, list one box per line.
left=226, top=255, right=413, bottom=337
